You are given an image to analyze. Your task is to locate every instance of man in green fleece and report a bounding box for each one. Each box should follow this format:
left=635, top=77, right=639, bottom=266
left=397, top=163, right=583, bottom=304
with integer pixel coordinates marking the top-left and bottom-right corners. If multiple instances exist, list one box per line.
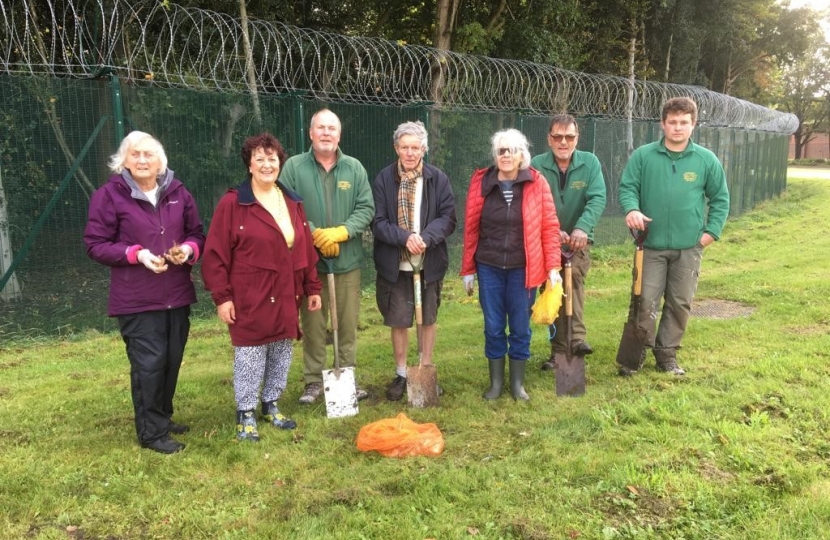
left=531, top=114, right=606, bottom=370
left=618, top=97, right=729, bottom=376
left=281, top=109, right=375, bottom=403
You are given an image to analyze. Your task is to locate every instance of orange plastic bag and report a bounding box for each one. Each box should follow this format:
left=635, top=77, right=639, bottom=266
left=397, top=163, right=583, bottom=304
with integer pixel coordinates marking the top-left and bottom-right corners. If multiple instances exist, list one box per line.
left=531, top=279, right=563, bottom=325
left=356, top=413, right=445, bottom=458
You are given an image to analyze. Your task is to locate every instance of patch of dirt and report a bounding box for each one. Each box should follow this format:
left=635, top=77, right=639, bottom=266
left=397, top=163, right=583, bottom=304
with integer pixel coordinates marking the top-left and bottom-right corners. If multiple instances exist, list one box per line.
left=0, top=430, right=30, bottom=446
left=597, top=486, right=678, bottom=529
left=691, top=299, right=755, bottom=319
left=697, top=459, right=736, bottom=482
left=741, top=393, right=791, bottom=422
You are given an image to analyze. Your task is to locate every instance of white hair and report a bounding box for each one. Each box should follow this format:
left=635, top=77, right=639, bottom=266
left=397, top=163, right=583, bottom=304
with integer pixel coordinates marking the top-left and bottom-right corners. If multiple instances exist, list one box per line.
left=490, top=128, right=531, bottom=169
left=393, top=121, right=429, bottom=153
left=107, top=131, right=168, bottom=175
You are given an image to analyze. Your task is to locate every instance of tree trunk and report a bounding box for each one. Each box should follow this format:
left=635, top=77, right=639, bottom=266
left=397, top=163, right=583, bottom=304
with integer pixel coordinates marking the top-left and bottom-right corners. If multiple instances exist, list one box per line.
left=0, top=162, right=22, bottom=301
left=430, top=0, right=462, bottom=166
left=664, top=33, right=673, bottom=81
left=239, top=0, right=262, bottom=126
left=626, top=18, right=637, bottom=156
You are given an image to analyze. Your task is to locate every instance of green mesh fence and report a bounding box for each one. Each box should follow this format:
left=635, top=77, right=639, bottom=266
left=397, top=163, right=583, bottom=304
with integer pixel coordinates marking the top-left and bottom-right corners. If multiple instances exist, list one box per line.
left=0, top=73, right=788, bottom=341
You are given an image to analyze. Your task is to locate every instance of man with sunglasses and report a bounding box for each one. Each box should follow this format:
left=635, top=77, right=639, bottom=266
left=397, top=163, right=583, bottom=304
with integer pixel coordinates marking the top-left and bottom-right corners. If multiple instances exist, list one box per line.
left=531, top=114, right=606, bottom=370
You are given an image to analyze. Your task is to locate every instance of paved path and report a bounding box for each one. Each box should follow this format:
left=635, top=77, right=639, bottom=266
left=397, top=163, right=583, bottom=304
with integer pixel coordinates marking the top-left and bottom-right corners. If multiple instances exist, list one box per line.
left=788, top=166, right=830, bottom=180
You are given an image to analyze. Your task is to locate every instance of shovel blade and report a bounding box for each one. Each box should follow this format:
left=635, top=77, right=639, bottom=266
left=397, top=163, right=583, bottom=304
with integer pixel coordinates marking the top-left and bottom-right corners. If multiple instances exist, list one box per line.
left=554, top=352, right=586, bottom=397
left=322, top=366, right=359, bottom=418
left=615, top=322, right=648, bottom=372
left=406, top=365, right=439, bottom=408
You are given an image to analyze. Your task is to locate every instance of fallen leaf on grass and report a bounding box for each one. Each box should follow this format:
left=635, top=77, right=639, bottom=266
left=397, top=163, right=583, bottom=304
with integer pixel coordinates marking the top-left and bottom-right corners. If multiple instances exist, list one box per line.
left=467, top=527, right=480, bottom=535
left=626, top=485, right=639, bottom=496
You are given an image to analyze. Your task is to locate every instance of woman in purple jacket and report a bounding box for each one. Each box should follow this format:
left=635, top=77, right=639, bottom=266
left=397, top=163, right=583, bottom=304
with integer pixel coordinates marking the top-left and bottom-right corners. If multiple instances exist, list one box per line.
left=84, top=131, right=205, bottom=454
left=202, top=133, right=322, bottom=442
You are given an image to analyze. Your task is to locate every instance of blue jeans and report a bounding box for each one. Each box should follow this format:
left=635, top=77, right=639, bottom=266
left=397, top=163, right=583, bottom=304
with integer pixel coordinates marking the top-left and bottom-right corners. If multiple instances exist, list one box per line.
left=477, top=263, right=535, bottom=361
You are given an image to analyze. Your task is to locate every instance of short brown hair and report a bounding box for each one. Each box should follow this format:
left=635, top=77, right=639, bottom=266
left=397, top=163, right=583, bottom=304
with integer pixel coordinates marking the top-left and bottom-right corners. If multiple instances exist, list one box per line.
left=662, top=97, right=697, bottom=124
left=548, top=113, right=578, bottom=135
left=240, top=133, right=288, bottom=175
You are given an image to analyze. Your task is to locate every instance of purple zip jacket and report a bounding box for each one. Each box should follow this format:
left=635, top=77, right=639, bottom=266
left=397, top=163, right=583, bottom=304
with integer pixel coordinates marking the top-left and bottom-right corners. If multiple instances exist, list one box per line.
left=84, top=170, right=205, bottom=316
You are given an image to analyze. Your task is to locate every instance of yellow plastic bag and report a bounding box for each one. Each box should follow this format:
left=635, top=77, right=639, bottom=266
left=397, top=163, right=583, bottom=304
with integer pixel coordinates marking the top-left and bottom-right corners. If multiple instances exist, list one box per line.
left=356, top=413, right=445, bottom=458
left=531, top=279, right=563, bottom=325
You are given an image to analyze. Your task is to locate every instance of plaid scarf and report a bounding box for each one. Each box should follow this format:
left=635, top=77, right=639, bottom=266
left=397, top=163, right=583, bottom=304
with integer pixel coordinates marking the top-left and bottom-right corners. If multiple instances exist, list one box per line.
left=396, top=159, right=423, bottom=261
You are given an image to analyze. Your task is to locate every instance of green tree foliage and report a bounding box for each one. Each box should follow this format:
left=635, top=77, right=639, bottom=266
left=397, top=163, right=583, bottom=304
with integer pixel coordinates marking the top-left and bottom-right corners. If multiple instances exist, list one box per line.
left=777, top=40, right=830, bottom=159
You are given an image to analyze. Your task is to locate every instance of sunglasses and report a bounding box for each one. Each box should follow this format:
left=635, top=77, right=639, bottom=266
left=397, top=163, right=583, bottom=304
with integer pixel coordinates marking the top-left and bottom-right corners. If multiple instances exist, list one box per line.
left=497, top=147, right=518, bottom=156
left=548, top=134, right=577, bottom=143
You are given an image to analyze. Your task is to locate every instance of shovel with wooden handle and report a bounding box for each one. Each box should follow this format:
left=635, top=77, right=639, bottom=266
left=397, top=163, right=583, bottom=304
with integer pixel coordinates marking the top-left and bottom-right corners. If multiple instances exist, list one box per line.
left=406, top=252, right=439, bottom=408
left=554, top=250, right=586, bottom=396
left=319, top=252, right=359, bottom=418
left=615, top=227, right=649, bottom=373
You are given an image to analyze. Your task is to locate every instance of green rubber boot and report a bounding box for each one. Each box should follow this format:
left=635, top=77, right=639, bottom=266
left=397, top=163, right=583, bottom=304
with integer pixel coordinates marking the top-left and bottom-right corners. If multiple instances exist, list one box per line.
left=483, top=357, right=505, bottom=400
left=509, top=359, right=530, bottom=401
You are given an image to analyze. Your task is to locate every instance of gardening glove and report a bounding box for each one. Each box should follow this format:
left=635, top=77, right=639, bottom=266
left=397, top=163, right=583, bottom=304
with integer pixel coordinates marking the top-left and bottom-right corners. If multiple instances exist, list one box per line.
left=319, top=242, right=340, bottom=258
left=137, top=249, right=167, bottom=274
left=549, top=269, right=562, bottom=286
left=316, top=226, right=349, bottom=249
left=164, top=243, right=193, bottom=265
left=311, top=228, right=327, bottom=249
left=462, top=274, right=475, bottom=296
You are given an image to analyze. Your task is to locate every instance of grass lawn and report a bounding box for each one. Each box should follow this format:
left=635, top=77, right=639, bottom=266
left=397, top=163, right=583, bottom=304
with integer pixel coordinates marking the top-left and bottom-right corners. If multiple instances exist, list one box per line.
left=2, top=172, right=830, bottom=540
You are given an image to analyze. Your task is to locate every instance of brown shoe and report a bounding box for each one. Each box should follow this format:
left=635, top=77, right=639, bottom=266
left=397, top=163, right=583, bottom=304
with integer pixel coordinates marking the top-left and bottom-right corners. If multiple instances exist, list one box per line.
left=385, top=375, right=407, bottom=401
left=573, top=341, right=594, bottom=356
left=656, top=359, right=685, bottom=375
left=298, top=382, right=324, bottom=404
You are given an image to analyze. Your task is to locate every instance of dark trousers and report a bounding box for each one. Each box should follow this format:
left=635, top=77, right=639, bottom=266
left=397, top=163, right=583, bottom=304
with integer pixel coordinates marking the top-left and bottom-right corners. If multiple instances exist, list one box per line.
left=118, top=306, right=190, bottom=445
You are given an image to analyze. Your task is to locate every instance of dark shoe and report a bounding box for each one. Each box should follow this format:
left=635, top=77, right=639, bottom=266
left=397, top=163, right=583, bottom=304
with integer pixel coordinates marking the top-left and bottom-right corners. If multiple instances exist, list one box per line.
left=483, top=357, right=505, bottom=400
left=142, top=435, right=185, bottom=454
left=541, top=343, right=556, bottom=370
left=618, top=365, right=638, bottom=377
left=355, top=386, right=369, bottom=401
left=509, top=359, right=530, bottom=401
left=656, top=359, right=686, bottom=375
left=168, top=421, right=190, bottom=434
left=386, top=375, right=407, bottom=401
left=573, top=341, right=594, bottom=356
left=298, top=382, right=324, bottom=404
left=261, top=401, right=297, bottom=430
left=236, top=410, right=260, bottom=442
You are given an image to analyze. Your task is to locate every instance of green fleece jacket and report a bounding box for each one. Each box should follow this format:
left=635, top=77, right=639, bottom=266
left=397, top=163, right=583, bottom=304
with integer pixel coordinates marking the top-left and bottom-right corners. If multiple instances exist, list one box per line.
left=530, top=149, right=607, bottom=243
left=619, top=138, right=730, bottom=250
left=280, top=148, right=375, bottom=274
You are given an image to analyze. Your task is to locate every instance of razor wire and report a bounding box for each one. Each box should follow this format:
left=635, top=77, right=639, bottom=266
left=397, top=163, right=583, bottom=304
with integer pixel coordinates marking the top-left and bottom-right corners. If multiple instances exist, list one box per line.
left=0, top=0, right=798, bottom=133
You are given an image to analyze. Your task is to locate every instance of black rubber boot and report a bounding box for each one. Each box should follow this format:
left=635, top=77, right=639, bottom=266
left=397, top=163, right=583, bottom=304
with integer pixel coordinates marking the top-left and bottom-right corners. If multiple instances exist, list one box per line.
left=509, top=359, right=530, bottom=401
left=483, top=357, right=505, bottom=400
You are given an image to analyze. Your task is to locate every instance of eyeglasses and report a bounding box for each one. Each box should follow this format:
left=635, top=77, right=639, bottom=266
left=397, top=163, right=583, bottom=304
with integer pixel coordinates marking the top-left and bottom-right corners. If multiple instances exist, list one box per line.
left=548, top=134, right=577, bottom=143
left=497, top=147, right=518, bottom=156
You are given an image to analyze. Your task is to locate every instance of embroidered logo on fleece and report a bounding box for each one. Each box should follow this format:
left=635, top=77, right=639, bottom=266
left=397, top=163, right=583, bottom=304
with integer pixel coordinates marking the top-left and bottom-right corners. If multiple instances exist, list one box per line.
left=166, top=200, right=180, bottom=205
left=683, top=172, right=698, bottom=182
left=570, top=180, right=587, bottom=191
left=337, top=180, right=352, bottom=190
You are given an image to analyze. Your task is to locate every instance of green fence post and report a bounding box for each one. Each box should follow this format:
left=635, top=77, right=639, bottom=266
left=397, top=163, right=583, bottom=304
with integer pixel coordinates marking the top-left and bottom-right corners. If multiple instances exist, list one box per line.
left=423, top=107, right=430, bottom=164
left=110, top=74, right=125, bottom=143
left=0, top=115, right=110, bottom=294
left=294, top=98, right=306, bottom=155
